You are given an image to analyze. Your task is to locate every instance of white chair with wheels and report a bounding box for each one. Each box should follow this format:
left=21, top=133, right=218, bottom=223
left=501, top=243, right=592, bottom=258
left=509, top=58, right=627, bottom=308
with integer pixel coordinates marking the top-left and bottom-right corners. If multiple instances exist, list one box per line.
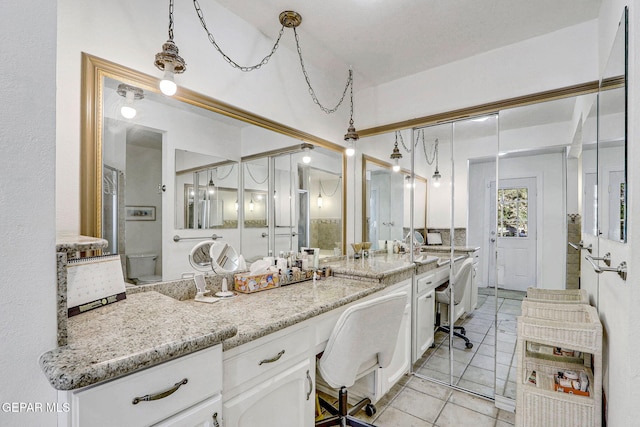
left=316, top=292, right=407, bottom=427
left=435, top=258, right=474, bottom=349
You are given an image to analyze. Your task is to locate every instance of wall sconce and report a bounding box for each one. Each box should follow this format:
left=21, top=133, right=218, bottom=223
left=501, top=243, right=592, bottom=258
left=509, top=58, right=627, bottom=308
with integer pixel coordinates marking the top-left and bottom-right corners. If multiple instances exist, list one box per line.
left=390, top=131, right=403, bottom=172
left=117, top=83, right=144, bottom=119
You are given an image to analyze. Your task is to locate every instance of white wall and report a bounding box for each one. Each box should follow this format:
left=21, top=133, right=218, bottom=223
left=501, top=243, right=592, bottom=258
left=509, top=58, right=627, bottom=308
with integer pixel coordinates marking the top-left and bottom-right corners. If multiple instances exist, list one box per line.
left=357, top=20, right=598, bottom=128
left=0, top=0, right=58, bottom=426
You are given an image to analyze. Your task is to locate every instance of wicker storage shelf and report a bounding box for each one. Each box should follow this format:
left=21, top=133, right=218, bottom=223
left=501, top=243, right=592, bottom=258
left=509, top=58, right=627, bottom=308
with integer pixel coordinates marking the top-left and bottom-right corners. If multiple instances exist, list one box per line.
left=516, top=301, right=602, bottom=427
left=525, top=288, right=589, bottom=304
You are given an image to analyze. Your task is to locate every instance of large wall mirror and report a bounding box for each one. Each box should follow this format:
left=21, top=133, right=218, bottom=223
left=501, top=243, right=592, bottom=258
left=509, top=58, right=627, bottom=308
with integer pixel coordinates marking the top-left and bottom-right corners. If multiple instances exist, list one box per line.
left=598, top=7, right=628, bottom=243
left=241, top=144, right=345, bottom=262
left=81, top=54, right=345, bottom=283
left=361, top=155, right=427, bottom=249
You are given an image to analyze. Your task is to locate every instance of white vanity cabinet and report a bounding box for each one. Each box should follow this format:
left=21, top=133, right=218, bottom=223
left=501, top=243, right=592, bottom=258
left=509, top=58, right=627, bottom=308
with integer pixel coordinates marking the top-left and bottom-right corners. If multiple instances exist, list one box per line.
left=413, top=267, right=448, bottom=363
left=58, top=346, right=223, bottom=427
left=464, top=250, right=480, bottom=314
left=222, top=326, right=315, bottom=427
left=378, top=279, right=412, bottom=395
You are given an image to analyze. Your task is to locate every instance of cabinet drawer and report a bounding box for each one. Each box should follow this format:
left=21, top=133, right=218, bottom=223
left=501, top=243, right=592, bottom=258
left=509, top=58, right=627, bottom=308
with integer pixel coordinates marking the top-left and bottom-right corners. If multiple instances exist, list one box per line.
left=71, top=346, right=222, bottom=427
left=417, top=274, right=435, bottom=295
left=224, top=326, right=311, bottom=391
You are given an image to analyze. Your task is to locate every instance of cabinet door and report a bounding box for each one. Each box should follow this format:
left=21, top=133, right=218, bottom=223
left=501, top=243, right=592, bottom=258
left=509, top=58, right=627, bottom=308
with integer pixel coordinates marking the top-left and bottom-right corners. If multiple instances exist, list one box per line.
left=380, top=299, right=411, bottom=395
left=153, top=395, right=221, bottom=427
left=223, top=359, right=314, bottom=427
left=415, top=290, right=435, bottom=361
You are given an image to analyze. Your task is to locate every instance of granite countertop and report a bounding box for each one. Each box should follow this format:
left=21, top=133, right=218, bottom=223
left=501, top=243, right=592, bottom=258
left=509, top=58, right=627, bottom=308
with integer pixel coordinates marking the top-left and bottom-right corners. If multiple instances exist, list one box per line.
left=41, top=252, right=426, bottom=391
left=321, top=253, right=415, bottom=281
left=184, top=276, right=391, bottom=351
left=56, top=233, right=108, bottom=253
left=39, top=292, right=237, bottom=390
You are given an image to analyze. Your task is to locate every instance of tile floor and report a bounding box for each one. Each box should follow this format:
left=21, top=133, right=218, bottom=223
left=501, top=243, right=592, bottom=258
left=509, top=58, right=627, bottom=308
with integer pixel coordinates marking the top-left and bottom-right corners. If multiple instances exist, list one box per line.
left=317, top=288, right=525, bottom=426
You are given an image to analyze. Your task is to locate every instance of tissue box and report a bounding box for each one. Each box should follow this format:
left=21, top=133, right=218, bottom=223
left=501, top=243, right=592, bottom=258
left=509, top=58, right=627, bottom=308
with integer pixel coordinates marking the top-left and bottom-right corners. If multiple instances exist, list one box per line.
left=234, top=272, right=280, bottom=293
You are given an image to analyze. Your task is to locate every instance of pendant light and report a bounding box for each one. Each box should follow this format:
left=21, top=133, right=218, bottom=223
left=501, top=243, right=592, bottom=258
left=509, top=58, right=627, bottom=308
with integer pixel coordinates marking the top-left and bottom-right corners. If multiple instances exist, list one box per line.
left=154, top=0, right=186, bottom=96
left=207, top=170, right=215, bottom=195
left=390, top=132, right=403, bottom=172
left=116, top=84, right=144, bottom=119
left=344, top=70, right=359, bottom=157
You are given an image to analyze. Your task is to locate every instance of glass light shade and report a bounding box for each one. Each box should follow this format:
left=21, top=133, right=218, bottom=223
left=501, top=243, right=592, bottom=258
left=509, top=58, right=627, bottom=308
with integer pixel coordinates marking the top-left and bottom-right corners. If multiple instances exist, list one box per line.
left=392, top=161, right=400, bottom=173
left=207, top=180, right=215, bottom=195
left=120, top=105, right=137, bottom=119
left=345, top=139, right=355, bottom=157
left=160, top=64, right=177, bottom=96
left=302, top=154, right=311, bottom=164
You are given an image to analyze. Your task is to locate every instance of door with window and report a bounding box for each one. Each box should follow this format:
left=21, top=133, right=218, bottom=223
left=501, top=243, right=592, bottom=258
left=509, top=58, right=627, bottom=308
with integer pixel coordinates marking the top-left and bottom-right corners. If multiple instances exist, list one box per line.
left=489, top=177, right=537, bottom=291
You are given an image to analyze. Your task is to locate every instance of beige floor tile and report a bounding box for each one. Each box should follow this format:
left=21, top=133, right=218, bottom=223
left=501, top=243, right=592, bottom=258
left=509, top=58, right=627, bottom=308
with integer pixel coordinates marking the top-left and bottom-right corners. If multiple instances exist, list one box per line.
left=390, top=387, right=446, bottom=423
left=374, top=406, right=434, bottom=427
left=495, top=362, right=511, bottom=380
left=405, top=377, right=453, bottom=401
left=416, top=366, right=460, bottom=384
left=469, top=353, right=495, bottom=371
left=423, top=354, right=468, bottom=377
left=434, top=402, right=497, bottom=427
left=496, top=350, right=514, bottom=365
left=447, top=390, right=499, bottom=419
left=461, top=366, right=495, bottom=387
left=477, top=344, right=495, bottom=357
left=496, top=420, right=515, bottom=427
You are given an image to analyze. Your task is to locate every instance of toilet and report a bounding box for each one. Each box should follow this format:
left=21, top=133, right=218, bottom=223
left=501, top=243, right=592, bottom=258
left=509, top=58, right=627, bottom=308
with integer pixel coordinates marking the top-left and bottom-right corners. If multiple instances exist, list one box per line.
left=126, top=254, right=162, bottom=285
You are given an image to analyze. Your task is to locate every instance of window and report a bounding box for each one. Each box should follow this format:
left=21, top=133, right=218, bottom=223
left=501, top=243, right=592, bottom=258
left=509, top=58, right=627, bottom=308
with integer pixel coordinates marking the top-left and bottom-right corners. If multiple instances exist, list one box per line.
left=498, top=187, right=528, bottom=238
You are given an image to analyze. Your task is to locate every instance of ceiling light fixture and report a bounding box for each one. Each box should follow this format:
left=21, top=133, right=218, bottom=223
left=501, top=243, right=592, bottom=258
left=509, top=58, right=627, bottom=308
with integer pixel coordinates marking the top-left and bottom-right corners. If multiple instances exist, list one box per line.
left=117, top=83, right=144, bottom=119
left=390, top=132, right=403, bottom=172
left=155, top=0, right=186, bottom=96
left=415, top=129, right=442, bottom=187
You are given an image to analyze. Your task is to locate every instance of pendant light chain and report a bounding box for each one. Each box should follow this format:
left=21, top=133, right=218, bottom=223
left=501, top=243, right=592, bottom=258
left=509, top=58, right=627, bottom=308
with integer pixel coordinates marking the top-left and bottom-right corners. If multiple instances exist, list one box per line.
left=215, top=163, right=235, bottom=180
left=168, top=0, right=175, bottom=40
left=193, top=0, right=285, bottom=71
left=415, top=129, right=437, bottom=165
left=293, top=27, right=352, bottom=114
left=245, top=164, right=269, bottom=185
left=397, top=131, right=419, bottom=153
left=319, top=176, right=342, bottom=197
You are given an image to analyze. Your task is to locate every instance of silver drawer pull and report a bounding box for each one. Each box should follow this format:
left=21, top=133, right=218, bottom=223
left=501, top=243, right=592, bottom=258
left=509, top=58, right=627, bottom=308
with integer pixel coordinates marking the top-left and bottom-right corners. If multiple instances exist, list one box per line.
left=132, top=378, right=188, bottom=404
left=259, top=350, right=285, bottom=365
left=306, top=370, right=313, bottom=400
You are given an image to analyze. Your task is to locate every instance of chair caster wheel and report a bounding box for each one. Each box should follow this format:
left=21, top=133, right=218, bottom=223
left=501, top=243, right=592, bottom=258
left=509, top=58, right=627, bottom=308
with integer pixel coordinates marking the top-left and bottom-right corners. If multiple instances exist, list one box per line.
left=465, top=342, right=473, bottom=349
left=365, top=403, right=376, bottom=417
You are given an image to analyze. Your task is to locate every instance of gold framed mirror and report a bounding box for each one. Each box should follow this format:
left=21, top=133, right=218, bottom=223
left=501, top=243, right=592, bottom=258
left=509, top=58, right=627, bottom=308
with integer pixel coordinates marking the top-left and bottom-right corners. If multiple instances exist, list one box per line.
left=80, top=53, right=346, bottom=253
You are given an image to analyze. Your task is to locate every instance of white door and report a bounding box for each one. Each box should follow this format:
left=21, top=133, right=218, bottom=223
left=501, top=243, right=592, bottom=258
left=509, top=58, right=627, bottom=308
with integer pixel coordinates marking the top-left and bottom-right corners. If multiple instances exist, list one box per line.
left=489, top=178, right=537, bottom=291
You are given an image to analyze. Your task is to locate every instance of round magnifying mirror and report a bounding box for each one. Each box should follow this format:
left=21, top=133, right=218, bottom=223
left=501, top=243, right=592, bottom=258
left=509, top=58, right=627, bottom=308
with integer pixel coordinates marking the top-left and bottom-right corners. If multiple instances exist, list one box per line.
left=189, top=241, right=215, bottom=272
left=209, top=241, right=240, bottom=274
left=414, top=231, right=425, bottom=246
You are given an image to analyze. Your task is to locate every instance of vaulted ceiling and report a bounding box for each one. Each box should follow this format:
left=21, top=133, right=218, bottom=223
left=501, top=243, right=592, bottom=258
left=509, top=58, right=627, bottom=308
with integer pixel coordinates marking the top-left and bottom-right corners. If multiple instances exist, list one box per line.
left=214, top=0, right=602, bottom=89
